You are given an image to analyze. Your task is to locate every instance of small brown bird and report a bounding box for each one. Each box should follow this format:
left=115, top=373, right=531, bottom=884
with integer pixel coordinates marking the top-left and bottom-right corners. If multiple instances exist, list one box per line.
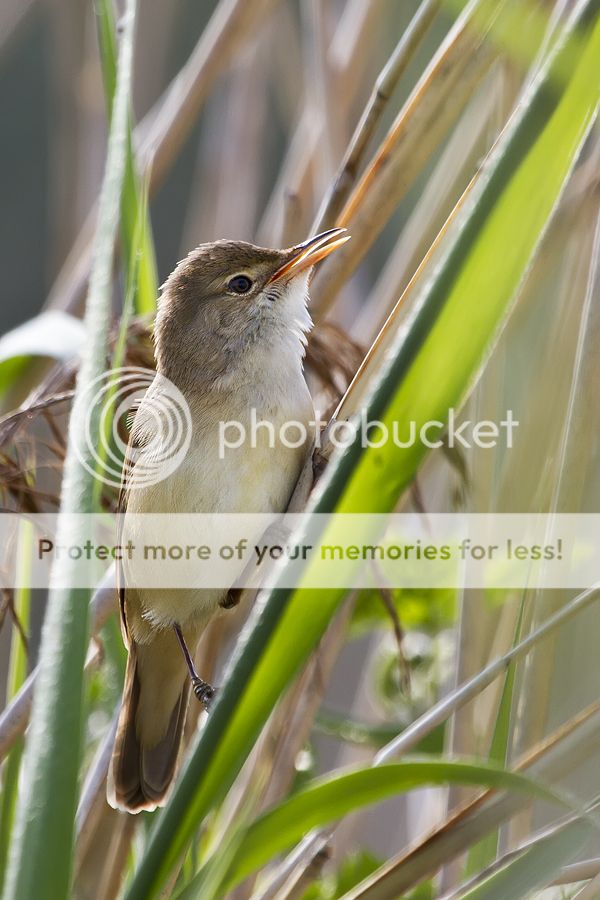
left=107, top=228, right=349, bottom=812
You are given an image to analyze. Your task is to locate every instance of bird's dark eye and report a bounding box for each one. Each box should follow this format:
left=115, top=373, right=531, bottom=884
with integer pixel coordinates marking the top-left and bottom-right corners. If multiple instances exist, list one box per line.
left=228, top=274, right=253, bottom=294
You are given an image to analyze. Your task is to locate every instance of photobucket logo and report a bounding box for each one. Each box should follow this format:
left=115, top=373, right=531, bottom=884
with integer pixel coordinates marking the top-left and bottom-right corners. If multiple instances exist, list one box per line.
left=219, top=408, right=519, bottom=457
left=77, top=367, right=192, bottom=489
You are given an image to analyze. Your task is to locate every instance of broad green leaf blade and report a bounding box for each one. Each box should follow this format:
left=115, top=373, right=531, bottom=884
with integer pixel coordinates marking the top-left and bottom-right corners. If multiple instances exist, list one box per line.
left=3, top=3, right=137, bottom=898
left=0, top=311, right=84, bottom=400
left=125, top=9, right=599, bottom=899
left=184, top=760, right=562, bottom=896
left=96, top=0, right=158, bottom=315
left=0, top=311, right=84, bottom=365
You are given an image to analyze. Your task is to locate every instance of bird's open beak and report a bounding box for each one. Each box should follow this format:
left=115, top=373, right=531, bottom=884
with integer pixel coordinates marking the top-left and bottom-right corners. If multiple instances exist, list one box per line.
left=268, top=227, right=350, bottom=284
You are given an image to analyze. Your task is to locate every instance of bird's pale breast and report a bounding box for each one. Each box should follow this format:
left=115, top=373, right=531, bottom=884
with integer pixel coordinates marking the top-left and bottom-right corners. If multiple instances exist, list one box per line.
left=123, top=366, right=314, bottom=635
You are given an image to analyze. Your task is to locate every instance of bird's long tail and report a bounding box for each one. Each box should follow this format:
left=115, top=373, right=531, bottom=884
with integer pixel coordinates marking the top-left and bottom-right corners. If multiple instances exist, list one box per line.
left=107, top=629, right=190, bottom=813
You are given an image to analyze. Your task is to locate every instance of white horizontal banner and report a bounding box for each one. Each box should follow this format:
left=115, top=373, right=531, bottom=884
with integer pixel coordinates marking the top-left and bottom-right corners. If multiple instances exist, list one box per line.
left=1, top=513, right=599, bottom=592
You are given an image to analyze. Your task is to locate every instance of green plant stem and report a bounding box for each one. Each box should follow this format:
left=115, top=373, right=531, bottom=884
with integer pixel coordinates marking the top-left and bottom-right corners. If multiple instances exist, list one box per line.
left=3, top=3, right=137, bottom=898
left=0, top=522, right=32, bottom=894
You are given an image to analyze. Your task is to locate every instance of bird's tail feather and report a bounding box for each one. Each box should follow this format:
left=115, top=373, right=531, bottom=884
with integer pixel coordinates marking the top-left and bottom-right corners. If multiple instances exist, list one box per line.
left=108, top=642, right=189, bottom=813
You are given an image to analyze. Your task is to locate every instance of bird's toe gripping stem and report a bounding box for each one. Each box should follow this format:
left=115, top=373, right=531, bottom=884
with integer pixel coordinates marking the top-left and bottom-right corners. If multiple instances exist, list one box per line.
left=191, top=675, right=216, bottom=710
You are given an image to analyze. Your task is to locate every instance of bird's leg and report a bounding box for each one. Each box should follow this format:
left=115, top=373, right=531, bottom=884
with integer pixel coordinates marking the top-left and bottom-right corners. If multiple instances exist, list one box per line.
left=173, top=624, right=215, bottom=710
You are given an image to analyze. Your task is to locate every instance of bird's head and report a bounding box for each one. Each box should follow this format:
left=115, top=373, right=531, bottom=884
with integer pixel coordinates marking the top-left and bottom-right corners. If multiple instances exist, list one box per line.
left=154, top=228, right=349, bottom=389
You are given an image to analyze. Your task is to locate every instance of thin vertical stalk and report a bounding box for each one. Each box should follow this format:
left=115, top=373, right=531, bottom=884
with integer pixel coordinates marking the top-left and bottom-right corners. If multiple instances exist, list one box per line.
left=3, top=2, right=137, bottom=897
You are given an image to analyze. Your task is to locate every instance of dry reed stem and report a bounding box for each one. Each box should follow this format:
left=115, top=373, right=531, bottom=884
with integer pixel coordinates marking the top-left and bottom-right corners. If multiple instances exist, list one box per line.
left=302, top=0, right=337, bottom=195
left=257, top=112, right=321, bottom=247
left=265, top=586, right=600, bottom=892
left=280, top=190, right=304, bottom=247
left=75, top=807, right=135, bottom=900
left=313, top=0, right=442, bottom=232
left=183, top=37, right=269, bottom=247
left=257, top=0, right=382, bottom=245
left=99, top=814, right=137, bottom=900
left=75, top=710, right=119, bottom=864
left=311, top=18, right=496, bottom=318
left=256, top=596, right=356, bottom=812
left=0, top=569, right=116, bottom=760
left=139, top=0, right=278, bottom=186
left=347, top=698, right=600, bottom=898
left=508, top=197, right=600, bottom=847
left=554, top=858, right=600, bottom=887
left=573, top=872, right=600, bottom=900
left=438, top=810, right=600, bottom=899
left=357, top=63, right=505, bottom=341
left=320, top=70, right=595, bottom=436
left=316, top=171, right=478, bottom=458
left=220, top=601, right=353, bottom=899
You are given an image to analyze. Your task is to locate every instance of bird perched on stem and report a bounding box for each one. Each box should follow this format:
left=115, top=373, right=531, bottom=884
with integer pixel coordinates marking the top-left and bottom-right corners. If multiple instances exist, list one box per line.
left=108, top=228, right=349, bottom=812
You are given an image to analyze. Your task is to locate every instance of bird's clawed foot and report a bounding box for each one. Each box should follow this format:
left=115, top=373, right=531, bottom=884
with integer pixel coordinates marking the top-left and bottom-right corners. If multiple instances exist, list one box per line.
left=174, top=624, right=217, bottom=712
left=191, top=675, right=216, bottom=710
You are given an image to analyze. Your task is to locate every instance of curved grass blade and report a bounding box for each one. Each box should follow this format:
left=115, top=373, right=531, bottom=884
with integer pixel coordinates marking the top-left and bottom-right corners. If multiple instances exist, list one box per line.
left=0, top=311, right=85, bottom=406
left=182, top=759, right=563, bottom=897
left=345, top=705, right=600, bottom=898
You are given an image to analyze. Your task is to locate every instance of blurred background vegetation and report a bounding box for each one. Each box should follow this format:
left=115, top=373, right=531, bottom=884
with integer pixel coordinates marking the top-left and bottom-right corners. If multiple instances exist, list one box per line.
left=0, top=1, right=599, bottom=898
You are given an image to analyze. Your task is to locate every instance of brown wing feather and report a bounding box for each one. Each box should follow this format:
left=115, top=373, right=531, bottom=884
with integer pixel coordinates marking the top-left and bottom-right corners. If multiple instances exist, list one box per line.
left=110, top=399, right=192, bottom=813
left=116, top=416, right=142, bottom=645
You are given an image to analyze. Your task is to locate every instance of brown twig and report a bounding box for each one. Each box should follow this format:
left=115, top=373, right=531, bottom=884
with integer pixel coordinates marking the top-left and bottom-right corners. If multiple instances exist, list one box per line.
left=256, top=596, right=355, bottom=812
left=4, top=590, right=29, bottom=658
left=376, top=581, right=411, bottom=696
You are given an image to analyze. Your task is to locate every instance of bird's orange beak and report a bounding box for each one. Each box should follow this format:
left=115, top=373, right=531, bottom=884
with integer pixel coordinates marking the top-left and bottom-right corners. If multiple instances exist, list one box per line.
left=268, top=227, right=350, bottom=284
